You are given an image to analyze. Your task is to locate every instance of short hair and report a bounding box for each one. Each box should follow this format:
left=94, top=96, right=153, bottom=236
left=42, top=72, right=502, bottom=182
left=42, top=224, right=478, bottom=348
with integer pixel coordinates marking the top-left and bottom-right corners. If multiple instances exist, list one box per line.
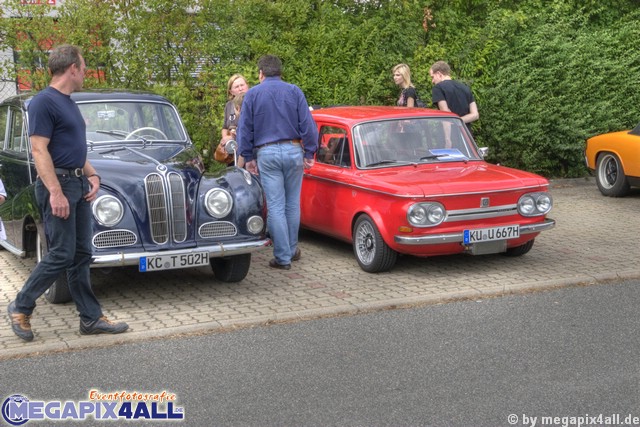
left=430, top=61, right=451, bottom=76
left=392, top=63, right=413, bottom=87
left=258, top=55, right=282, bottom=77
left=48, top=44, right=83, bottom=76
left=226, top=74, right=247, bottom=100
left=232, top=93, right=244, bottom=111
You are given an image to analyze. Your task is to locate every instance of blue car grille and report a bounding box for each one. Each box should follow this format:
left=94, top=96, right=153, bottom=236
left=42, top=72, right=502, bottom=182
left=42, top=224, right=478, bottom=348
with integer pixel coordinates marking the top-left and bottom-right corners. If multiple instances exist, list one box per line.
left=199, top=221, right=237, bottom=238
left=93, top=230, right=137, bottom=248
left=145, top=172, right=188, bottom=244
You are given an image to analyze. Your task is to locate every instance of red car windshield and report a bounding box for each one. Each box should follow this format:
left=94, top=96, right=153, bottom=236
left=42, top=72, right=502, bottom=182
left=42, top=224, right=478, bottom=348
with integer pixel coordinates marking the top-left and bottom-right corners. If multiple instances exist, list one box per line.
left=352, top=117, right=481, bottom=168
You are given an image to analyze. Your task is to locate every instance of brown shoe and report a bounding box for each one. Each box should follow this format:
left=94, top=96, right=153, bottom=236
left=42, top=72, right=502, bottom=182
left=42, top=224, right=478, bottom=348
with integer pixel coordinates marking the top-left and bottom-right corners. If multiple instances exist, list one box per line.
left=269, top=259, right=291, bottom=270
left=7, top=301, right=34, bottom=342
left=292, top=247, right=301, bottom=262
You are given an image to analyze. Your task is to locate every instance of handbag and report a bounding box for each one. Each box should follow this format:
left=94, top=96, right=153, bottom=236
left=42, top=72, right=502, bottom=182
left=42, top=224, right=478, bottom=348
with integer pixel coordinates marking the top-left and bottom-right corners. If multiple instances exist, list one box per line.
left=214, top=141, right=234, bottom=164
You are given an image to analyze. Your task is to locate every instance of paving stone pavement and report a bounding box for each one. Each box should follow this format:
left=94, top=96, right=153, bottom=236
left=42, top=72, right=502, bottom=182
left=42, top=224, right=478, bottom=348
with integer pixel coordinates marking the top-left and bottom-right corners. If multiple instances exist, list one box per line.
left=1, top=177, right=638, bottom=359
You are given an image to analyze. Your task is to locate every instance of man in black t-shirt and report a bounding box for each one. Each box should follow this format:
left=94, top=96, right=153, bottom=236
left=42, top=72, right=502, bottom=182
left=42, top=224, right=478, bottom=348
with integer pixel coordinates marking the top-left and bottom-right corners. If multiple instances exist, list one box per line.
left=429, top=61, right=479, bottom=134
left=7, top=44, right=129, bottom=342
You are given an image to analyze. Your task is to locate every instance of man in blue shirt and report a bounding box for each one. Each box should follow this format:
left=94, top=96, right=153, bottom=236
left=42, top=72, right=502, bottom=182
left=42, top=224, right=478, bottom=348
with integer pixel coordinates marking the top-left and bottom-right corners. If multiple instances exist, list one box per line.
left=238, top=55, right=318, bottom=270
left=7, top=45, right=129, bottom=341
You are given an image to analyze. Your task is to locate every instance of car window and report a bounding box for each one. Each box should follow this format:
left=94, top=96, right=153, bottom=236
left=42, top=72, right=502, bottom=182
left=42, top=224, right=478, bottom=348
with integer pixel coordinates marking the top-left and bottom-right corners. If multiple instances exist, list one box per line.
left=78, top=101, right=187, bottom=143
left=0, top=107, right=7, bottom=150
left=7, top=107, right=26, bottom=153
left=317, top=126, right=351, bottom=167
left=352, top=117, right=481, bottom=168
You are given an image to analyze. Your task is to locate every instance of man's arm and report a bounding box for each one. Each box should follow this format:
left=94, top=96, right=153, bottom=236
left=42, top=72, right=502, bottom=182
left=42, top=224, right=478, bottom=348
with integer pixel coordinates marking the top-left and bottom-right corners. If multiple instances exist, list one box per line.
left=461, top=101, right=479, bottom=124
left=31, top=135, right=69, bottom=219
left=82, top=159, right=100, bottom=202
left=436, top=100, right=451, bottom=113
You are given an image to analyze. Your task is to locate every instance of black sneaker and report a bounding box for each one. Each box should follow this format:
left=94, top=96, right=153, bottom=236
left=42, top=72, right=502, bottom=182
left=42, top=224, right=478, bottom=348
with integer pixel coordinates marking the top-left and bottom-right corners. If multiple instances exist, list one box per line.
left=292, top=247, right=301, bottom=262
left=268, top=259, right=291, bottom=270
left=80, top=316, right=129, bottom=335
left=7, top=301, right=34, bottom=342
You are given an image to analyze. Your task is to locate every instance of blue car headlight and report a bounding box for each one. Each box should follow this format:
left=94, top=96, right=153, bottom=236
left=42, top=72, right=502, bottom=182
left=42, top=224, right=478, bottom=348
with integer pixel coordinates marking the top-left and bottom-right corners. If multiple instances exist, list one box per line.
left=92, top=195, right=124, bottom=226
left=205, top=188, right=233, bottom=218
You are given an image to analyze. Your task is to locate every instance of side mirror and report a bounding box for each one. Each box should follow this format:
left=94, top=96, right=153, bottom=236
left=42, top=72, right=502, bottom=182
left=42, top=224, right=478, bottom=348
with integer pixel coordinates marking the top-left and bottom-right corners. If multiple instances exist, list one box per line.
left=225, top=139, right=238, bottom=165
left=478, top=147, right=489, bottom=158
left=225, top=139, right=238, bottom=155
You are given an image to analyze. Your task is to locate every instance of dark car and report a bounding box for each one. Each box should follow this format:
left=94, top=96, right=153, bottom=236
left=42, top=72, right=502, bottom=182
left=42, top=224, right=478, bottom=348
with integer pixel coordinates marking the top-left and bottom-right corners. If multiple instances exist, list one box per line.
left=0, top=90, right=269, bottom=303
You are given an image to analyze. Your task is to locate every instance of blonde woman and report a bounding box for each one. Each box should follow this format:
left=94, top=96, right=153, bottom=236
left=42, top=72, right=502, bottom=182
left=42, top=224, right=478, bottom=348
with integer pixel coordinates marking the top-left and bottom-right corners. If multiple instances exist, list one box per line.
left=221, top=74, right=249, bottom=139
left=392, top=63, right=418, bottom=107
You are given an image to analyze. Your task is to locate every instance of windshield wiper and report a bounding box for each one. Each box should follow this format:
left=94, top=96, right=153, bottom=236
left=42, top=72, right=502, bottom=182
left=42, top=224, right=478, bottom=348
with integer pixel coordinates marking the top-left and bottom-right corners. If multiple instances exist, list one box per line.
left=366, top=160, right=415, bottom=167
left=419, top=154, right=449, bottom=161
left=96, top=130, right=128, bottom=138
left=99, top=147, right=127, bottom=155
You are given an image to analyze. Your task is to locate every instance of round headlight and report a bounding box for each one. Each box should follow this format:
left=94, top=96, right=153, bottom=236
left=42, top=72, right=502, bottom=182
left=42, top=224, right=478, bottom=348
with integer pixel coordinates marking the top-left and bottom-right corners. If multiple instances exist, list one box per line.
left=247, top=215, right=264, bottom=235
left=408, top=205, right=427, bottom=225
left=407, top=202, right=445, bottom=227
left=205, top=188, right=233, bottom=218
left=92, top=195, right=124, bottom=226
left=519, top=192, right=552, bottom=216
left=518, top=195, right=536, bottom=216
left=427, top=205, right=445, bottom=224
left=536, top=194, right=552, bottom=214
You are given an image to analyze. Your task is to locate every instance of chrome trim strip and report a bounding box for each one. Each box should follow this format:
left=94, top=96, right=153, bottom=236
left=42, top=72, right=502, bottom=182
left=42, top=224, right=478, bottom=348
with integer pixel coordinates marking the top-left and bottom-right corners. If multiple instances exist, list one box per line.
left=90, top=238, right=271, bottom=268
left=394, top=218, right=556, bottom=245
left=0, top=239, right=26, bottom=257
left=304, top=174, right=547, bottom=199
left=445, top=205, right=518, bottom=222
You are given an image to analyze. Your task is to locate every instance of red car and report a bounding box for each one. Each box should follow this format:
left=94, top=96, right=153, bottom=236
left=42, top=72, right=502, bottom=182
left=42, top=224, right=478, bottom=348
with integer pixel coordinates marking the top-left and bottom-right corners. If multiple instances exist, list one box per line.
left=301, top=106, right=555, bottom=272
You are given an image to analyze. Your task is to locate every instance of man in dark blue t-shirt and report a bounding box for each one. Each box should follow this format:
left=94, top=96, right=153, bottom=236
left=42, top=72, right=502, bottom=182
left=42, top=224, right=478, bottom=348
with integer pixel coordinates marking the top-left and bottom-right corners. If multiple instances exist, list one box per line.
left=7, top=44, right=128, bottom=342
left=429, top=61, right=479, bottom=135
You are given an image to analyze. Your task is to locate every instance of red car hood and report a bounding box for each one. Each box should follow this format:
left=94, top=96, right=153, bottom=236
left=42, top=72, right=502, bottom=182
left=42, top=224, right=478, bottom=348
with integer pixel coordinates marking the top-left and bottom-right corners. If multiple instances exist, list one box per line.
left=353, top=162, right=549, bottom=197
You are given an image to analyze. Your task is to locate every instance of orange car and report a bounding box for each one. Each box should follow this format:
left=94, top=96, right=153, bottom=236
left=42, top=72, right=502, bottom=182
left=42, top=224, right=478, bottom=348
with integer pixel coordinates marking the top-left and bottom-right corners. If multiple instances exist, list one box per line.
left=585, top=123, right=640, bottom=196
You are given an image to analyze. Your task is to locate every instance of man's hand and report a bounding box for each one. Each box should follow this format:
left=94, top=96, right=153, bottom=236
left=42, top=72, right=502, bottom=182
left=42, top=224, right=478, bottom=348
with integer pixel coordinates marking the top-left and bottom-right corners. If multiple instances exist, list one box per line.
left=50, top=191, right=70, bottom=220
left=84, top=175, right=100, bottom=202
left=303, top=158, right=315, bottom=169
left=245, top=160, right=258, bottom=175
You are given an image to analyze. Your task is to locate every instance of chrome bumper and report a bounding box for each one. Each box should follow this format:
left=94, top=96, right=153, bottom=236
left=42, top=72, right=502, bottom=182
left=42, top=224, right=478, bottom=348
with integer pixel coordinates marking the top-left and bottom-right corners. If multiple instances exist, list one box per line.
left=394, top=218, right=556, bottom=246
left=91, top=238, right=271, bottom=268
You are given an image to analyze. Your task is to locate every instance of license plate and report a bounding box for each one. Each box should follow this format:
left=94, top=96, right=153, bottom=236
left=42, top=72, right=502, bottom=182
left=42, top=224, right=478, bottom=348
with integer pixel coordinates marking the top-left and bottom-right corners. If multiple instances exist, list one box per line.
left=463, top=225, right=520, bottom=244
left=139, top=252, right=209, bottom=272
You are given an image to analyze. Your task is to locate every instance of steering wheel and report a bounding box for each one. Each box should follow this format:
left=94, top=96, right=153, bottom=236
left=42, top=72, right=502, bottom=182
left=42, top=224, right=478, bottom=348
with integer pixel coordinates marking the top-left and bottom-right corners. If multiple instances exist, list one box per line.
left=125, top=127, right=168, bottom=140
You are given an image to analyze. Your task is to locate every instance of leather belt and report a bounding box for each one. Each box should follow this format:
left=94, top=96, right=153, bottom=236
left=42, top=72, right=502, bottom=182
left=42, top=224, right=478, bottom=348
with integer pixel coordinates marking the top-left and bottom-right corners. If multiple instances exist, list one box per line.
left=54, top=167, right=84, bottom=177
left=259, top=139, right=301, bottom=149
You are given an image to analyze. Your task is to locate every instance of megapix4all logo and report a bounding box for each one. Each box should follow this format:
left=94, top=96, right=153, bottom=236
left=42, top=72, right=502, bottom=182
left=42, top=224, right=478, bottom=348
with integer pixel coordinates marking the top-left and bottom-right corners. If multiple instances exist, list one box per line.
left=2, top=390, right=184, bottom=425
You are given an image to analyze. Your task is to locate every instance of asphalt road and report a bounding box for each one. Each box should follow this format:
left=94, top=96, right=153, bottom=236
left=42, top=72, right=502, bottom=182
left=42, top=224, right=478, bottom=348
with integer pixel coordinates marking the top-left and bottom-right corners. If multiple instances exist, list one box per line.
left=2, top=279, right=640, bottom=427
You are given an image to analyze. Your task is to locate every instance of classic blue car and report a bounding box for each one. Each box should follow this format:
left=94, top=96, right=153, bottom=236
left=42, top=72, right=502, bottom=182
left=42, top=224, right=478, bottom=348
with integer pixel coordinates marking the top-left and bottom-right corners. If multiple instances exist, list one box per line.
left=0, top=90, right=269, bottom=303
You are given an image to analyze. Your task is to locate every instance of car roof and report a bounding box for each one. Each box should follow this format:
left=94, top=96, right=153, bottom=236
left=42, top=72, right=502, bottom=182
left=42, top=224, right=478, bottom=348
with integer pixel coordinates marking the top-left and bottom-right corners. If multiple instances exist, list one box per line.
left=71, top=89, right=172, bottom=103
left=1, top=89, right=172, bottom=109
left=311, top=106, right=459, bottom=126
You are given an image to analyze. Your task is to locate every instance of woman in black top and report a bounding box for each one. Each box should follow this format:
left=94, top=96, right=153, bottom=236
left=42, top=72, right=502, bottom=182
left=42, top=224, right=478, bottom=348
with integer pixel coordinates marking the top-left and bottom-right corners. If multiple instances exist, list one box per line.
left=392, top=63, right=418, bottom=107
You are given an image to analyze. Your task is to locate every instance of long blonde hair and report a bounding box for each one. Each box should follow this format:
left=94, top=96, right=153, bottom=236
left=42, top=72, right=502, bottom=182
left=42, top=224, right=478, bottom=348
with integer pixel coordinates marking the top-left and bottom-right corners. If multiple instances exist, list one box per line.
left=392, top=63, right=413, bottom=88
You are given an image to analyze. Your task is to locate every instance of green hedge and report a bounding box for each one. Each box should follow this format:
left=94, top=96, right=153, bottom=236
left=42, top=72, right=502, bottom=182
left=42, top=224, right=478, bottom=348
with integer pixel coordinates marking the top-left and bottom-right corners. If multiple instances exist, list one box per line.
left=1, top=0, right=638, bottom=177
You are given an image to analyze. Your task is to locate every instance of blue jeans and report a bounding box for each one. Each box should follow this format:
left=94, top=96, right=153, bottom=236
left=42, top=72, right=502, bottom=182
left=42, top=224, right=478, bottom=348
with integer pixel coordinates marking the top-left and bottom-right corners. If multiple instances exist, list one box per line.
left=15, top=176, right=103, bottom=322
left=257, top=143, right=304, bottom=265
